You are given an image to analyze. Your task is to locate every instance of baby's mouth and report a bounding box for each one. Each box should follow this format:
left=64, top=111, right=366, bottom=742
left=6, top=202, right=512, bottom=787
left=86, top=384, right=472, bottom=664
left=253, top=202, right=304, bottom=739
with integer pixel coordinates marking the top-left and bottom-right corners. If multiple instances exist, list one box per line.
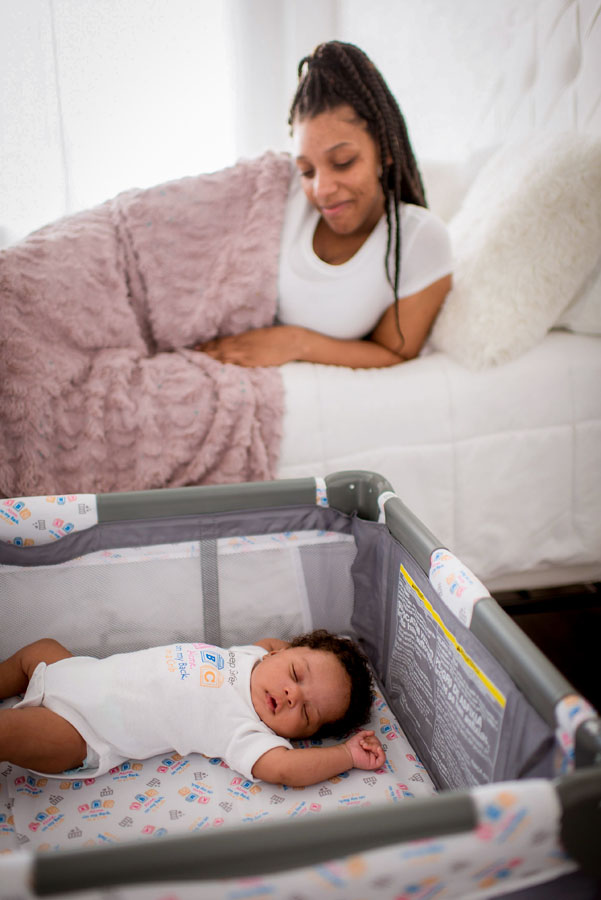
left=266, top=693, right=277, bottom=713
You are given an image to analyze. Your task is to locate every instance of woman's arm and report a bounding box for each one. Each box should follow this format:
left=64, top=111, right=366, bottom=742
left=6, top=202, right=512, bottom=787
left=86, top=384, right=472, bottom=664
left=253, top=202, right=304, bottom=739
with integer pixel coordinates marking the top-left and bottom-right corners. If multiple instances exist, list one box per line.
left=195, top=274, right=451, bottom=368
left=197, top=325, right=401, bottom=368
left=371, top=273, right=452, bottom=361
left=251, top=730, right=386, bottom=787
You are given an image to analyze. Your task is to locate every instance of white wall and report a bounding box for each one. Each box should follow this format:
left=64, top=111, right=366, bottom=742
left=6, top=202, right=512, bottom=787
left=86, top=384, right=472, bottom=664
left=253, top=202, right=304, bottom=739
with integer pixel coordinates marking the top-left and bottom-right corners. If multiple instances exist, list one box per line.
left=336, top=0, right=517, bottom=163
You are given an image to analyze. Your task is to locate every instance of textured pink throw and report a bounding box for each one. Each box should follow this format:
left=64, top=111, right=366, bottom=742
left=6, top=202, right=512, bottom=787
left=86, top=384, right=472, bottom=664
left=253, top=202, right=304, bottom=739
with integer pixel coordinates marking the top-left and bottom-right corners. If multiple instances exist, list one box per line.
left=0, top=152, right=292, bottom=496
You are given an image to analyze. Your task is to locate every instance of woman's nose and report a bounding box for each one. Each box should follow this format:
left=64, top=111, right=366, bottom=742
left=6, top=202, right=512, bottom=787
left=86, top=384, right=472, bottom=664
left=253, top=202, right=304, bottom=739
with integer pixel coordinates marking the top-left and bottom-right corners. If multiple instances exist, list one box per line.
left=313, top=169, right=336, bottom=204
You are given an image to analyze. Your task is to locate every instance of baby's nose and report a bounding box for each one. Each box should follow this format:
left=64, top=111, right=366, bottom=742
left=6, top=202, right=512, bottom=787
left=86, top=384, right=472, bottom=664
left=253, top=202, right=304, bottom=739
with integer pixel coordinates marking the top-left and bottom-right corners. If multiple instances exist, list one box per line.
left=284, top=683, right=300, bottom=706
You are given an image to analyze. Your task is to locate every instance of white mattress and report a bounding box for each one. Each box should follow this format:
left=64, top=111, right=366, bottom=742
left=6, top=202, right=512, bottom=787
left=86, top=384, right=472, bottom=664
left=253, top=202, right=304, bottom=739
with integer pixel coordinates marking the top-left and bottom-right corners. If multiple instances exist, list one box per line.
left=278, top=331, right=601, bottom=591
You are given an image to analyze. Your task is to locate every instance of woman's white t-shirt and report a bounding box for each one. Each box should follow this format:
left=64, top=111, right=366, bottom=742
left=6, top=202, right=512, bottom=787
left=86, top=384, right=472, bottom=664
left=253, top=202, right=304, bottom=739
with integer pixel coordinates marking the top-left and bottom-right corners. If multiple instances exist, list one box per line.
left=277, top=175, right=452, bottom=340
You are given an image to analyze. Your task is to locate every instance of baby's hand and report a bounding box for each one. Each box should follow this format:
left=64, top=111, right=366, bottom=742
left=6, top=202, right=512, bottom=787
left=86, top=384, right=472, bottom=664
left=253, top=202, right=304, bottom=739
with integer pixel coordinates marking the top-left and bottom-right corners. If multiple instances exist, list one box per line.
left=344, top=730, right=386, bottom=771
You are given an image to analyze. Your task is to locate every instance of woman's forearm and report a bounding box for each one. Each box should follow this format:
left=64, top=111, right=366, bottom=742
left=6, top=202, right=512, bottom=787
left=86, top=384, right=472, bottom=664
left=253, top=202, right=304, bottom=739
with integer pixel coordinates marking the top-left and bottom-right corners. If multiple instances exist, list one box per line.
left=293, top=327, right=403, bottom=368
left=196, top=324, right=404, bottom=368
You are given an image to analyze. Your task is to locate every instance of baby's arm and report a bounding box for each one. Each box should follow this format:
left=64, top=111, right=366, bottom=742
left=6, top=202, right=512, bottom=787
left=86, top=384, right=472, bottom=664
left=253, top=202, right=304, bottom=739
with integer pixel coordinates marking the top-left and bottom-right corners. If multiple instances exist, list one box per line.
left=252, top=730, right=385, bottom=787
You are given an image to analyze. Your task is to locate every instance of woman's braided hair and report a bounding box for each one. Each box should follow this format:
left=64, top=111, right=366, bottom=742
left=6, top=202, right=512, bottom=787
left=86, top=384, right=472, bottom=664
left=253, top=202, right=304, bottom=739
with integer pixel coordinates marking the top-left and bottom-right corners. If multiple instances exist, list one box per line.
left=288, top=41, right=427, bottom=349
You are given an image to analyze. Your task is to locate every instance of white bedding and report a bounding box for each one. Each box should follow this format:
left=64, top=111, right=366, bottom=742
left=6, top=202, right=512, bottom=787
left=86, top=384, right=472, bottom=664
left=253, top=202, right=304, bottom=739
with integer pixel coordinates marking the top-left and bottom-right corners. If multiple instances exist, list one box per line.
left=278, top=330, right=601, bottom=591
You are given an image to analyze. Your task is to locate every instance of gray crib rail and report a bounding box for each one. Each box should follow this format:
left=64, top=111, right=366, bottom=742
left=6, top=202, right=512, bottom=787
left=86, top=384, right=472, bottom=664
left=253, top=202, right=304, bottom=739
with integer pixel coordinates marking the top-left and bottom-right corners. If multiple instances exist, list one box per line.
left=31, top=768, right=601, bottom=894
left=96, top=470, right=394, bottom=523
left=32, top=792, right=475, bottom=894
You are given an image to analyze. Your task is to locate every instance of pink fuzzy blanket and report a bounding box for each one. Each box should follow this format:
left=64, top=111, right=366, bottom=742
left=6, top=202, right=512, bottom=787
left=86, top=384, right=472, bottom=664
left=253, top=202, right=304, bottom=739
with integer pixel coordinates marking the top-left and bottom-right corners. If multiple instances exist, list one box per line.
left=0, top=152, right=293, bottom=497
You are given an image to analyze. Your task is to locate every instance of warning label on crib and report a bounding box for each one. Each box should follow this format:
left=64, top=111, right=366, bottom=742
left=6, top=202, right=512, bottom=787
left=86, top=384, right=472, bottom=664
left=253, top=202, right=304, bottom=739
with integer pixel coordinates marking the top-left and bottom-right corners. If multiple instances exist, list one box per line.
left=389, top=564, right=505, bottom=788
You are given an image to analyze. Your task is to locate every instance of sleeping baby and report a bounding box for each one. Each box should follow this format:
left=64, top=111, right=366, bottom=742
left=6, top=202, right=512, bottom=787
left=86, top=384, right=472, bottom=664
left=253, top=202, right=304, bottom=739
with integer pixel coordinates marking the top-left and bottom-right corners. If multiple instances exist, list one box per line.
left=0, top=630, right=385, bottom=786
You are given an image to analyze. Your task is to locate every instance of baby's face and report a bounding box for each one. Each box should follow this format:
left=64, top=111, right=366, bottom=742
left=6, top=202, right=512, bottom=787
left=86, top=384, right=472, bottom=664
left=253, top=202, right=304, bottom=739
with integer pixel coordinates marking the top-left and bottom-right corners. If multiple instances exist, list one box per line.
left=250, top=646, right=350, bottom=740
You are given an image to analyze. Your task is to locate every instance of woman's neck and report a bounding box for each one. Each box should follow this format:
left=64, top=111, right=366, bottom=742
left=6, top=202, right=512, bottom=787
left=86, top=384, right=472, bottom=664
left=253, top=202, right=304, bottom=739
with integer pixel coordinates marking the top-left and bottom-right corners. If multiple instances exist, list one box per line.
left=312, top=215, right=381, bottom=265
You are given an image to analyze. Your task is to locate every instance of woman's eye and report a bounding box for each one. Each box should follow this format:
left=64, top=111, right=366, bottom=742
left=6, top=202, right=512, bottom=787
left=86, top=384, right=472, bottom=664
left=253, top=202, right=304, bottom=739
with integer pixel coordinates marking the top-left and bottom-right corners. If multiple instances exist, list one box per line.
left=299, top=169, right=313, bottom=179
left=334, top=158, right=355, bottom=170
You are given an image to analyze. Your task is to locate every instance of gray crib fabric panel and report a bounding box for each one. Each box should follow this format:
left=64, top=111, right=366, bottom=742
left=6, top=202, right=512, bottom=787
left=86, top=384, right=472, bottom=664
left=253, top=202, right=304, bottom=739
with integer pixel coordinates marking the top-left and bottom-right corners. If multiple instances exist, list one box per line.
left=350, top=519, right=555, bottom=790
left=349, top=518, right=396, bottom=683
left=200, top=539, right=221, bottom=646
left=0, top=505, right=354, bottom=567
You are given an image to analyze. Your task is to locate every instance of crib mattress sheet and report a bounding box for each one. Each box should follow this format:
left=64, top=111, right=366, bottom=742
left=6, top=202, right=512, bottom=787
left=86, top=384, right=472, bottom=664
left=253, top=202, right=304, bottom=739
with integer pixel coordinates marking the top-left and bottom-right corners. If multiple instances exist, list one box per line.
left=0, top=685, right=436, bottom=856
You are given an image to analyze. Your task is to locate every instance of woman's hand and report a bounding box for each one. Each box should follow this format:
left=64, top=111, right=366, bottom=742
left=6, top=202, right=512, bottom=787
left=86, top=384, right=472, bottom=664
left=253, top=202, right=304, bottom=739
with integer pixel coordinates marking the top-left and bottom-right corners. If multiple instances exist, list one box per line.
left=195, top=326, right=300, bottom=367
left=195, top=324, right=401, bottom=368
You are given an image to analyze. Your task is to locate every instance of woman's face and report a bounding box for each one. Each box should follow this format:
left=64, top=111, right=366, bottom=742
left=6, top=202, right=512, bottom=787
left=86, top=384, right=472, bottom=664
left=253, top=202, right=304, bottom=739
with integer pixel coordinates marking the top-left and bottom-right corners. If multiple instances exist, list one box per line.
left=292, top=104, right=385, bottom=238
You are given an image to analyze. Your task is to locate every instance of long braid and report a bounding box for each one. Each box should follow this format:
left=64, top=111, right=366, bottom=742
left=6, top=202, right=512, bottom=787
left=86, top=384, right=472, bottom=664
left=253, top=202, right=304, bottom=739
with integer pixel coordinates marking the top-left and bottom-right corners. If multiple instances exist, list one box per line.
left=289, top=41, right=426, bottom=350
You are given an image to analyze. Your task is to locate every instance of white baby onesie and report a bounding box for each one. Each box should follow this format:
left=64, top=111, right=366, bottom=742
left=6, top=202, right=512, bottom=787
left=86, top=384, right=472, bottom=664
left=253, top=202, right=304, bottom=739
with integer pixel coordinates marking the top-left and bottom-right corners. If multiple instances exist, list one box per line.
left=16, top=643, right=292, bottom=780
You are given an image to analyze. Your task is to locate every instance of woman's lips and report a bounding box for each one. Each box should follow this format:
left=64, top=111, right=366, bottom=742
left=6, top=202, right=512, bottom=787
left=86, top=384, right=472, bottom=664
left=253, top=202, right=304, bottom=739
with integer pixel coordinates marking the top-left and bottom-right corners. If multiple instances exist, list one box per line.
left=321, top=200, right=350, bottom=217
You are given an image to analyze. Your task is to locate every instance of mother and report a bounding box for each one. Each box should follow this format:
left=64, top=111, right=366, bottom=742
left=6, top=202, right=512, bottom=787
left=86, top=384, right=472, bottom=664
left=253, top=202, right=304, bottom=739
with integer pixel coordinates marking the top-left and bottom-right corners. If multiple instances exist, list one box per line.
left=198, top=40, right=452, bottom=369
left=0, top=42, right=453, bottom=500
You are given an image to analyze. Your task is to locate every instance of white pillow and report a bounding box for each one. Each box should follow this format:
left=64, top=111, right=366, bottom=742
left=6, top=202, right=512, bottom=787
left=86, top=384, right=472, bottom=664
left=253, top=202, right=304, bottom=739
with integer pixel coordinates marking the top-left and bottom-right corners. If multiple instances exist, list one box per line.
left=555, top=252, right=601, bottom=335
left=420, top=145, right=499, bottom=223
left=429, top=133, right=601, bottom=368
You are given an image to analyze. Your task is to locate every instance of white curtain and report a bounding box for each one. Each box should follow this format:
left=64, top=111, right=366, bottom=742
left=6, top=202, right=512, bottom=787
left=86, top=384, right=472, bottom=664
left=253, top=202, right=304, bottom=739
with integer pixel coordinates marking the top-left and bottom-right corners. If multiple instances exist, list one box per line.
left=0, top=0, right=236, bottom=246
left=1, top=0, right=237, bottom=247
left=0, top=0, right=338, bottom=249
left=228, top=0, right=338, bottom=159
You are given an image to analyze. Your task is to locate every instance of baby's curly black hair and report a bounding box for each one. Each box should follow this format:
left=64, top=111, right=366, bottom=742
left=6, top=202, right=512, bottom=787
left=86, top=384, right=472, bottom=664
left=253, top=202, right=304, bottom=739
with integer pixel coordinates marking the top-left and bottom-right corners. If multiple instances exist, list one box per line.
left=288, top=629, right=373, bottom=739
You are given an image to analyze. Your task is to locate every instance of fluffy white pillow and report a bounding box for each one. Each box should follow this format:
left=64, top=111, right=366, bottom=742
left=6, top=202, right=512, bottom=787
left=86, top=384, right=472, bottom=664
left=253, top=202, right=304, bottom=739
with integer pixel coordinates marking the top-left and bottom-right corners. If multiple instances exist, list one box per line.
left=429, top=133, right=601, bottom=368
left=555, top=252, right=601, bottom=335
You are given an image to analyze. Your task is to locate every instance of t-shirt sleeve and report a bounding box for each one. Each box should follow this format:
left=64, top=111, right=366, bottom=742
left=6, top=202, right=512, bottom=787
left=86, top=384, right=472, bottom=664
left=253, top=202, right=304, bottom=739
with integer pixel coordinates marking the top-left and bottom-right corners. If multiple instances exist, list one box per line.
left=398, top=209, right=453, bottom=299
left=225, top=727, right=293, bottom=783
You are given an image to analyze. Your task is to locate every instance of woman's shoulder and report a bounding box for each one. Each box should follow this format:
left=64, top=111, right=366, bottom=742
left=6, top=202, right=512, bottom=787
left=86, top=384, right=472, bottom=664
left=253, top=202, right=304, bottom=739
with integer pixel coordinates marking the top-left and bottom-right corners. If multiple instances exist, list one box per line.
left=400, top=202, right=451, bottom=253
left=397, top=203, right=453, bottom=295
left=401, top=202, right=449, bottom=233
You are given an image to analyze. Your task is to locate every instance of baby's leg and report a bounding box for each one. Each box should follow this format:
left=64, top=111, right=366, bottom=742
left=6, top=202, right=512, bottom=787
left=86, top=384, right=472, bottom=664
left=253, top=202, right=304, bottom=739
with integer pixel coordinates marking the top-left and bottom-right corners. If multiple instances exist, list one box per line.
left=0, top=638, right=73, bottom=698
left=0, top=707, right=87, bottom=773
left=0, top=639, right=84, bottom=772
